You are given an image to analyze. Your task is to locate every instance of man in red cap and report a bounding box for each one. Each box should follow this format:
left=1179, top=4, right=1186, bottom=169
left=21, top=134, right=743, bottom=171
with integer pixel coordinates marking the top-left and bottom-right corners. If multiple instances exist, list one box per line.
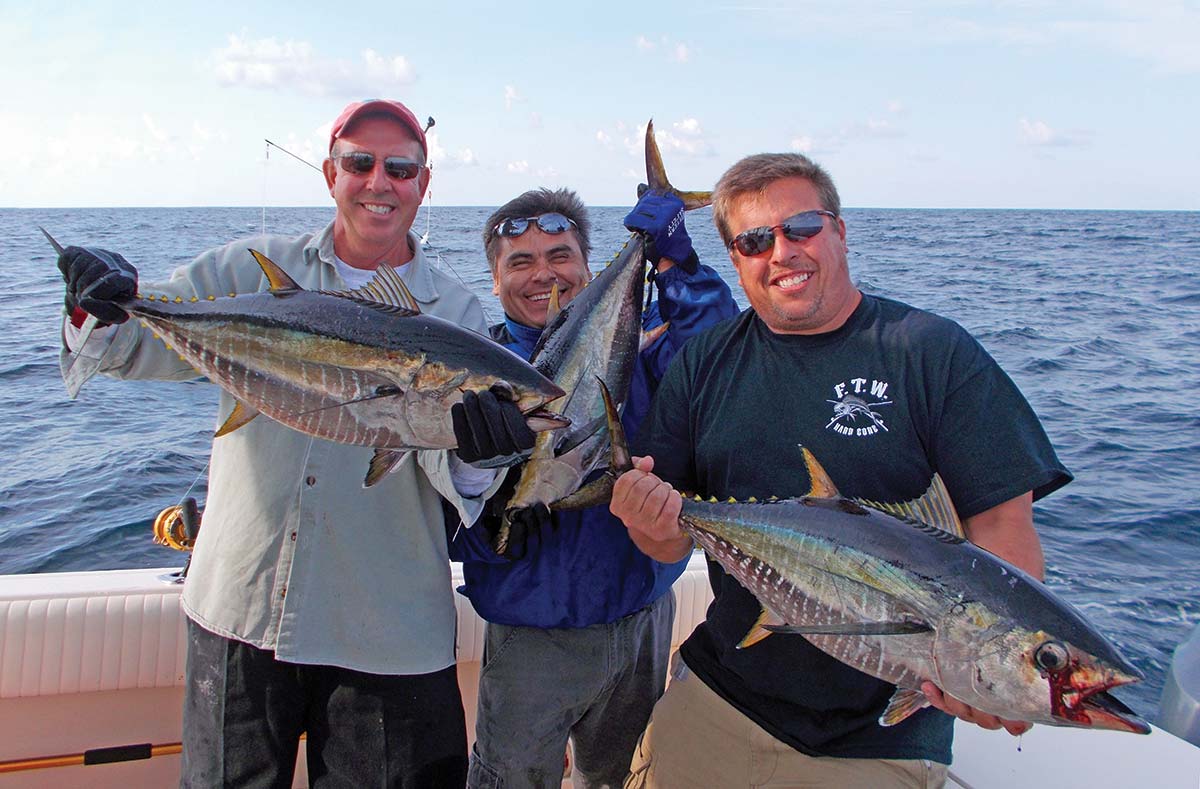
left=55, top=99, right=532, bottom=787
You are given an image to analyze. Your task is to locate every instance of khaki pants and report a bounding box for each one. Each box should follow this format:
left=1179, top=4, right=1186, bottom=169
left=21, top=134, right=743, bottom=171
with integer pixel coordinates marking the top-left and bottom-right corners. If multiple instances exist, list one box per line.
left=626, top=654, right=948, bottom=789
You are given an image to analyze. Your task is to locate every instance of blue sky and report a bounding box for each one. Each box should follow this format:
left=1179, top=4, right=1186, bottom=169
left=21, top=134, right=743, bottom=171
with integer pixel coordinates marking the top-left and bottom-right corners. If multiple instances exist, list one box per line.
left=2, top=1, right=1197, bottom=209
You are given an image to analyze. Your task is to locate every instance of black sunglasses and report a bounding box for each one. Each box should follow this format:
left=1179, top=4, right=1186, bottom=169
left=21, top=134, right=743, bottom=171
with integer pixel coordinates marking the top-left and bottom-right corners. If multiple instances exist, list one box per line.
left=729, top=210, right=838, bottom=256
left=492, top=212, right=578, bottom=239
left=331, top=151, right=424, bottom=181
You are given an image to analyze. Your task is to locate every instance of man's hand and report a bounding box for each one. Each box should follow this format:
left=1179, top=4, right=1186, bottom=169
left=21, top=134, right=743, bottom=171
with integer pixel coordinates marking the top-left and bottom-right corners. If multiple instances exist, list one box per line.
left=610, top=455, right=692, bottom=562
left=58, top=246, right=138, bottom=325
left=623, top=193, right=696, bottom=272
left=452, top=388, right=537, bottom=463
left=921, top=681, right=1032, bottom=736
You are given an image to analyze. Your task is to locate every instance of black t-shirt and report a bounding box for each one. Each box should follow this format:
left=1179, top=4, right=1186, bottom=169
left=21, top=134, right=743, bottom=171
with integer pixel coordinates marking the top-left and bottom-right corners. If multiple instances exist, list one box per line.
left=637, top=294, right=1072, bottom=763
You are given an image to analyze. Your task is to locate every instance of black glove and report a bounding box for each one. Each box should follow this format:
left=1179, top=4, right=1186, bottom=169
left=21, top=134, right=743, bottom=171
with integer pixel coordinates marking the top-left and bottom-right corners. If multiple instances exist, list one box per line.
left=452, top=388, right=536, bottom=463
left=58, top=246, right=138, bottom=325
left=497, top=502, right=555, bottom=560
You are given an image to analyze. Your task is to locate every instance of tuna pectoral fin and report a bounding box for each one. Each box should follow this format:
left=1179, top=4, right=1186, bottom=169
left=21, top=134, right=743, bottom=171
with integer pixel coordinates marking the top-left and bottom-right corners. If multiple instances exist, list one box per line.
left=364, top=449, right=412, bottom=488
left=879, top=688, right=931, bottom=727
left=551, top=474, right=614, bottom=511
left=214, top=400, right=260, bottom=437
left=762, top=620, right=933, bottom=636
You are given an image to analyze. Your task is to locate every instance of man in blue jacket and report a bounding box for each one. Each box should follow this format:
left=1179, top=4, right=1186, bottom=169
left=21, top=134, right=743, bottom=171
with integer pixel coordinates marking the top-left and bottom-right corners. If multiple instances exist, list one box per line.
left=448, top=186, right=738, bottom=787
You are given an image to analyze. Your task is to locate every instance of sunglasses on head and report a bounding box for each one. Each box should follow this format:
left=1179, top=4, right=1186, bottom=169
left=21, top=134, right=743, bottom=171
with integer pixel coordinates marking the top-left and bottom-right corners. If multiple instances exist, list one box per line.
left=492, top=212, right=578, bottom=239
left=331, top=151, right=424, bottom=180
left=729, top=210, right=838, bottom=256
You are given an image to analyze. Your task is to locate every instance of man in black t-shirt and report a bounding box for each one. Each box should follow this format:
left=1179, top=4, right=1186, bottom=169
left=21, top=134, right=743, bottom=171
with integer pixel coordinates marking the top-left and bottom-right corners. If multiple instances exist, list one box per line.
left=610, top=153, right=1071, bottom=788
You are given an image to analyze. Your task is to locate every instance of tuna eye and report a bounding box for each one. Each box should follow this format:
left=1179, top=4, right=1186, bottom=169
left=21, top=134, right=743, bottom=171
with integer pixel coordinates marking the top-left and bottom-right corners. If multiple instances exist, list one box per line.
left=489, top=380, right=515, bottom=402
left=1034, top=640, right=1069, bottom=672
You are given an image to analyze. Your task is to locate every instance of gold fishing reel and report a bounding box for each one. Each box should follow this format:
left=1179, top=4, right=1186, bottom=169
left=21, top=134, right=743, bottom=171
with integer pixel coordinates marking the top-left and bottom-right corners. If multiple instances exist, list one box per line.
left=153, top=497, right=202, bottom=552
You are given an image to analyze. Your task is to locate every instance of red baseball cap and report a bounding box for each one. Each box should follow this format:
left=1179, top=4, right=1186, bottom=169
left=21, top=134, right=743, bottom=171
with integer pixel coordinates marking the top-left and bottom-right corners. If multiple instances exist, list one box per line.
left=328, top=99, right=428, bottom=157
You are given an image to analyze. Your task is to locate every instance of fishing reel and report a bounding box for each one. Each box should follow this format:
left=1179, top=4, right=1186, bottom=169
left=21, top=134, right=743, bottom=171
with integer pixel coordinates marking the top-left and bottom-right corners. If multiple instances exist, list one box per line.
left=153, top=497, right=201, bottom=552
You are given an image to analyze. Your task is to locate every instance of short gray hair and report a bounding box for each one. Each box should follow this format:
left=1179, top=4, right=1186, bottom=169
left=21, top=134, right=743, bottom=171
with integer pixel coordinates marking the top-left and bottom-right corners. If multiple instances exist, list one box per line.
left=712, top=153, right=841, bottom=247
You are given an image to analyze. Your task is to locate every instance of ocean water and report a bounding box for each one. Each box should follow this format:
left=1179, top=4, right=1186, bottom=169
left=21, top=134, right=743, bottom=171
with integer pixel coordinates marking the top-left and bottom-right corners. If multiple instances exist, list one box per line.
left=0, top=204, right=1197, bottom=725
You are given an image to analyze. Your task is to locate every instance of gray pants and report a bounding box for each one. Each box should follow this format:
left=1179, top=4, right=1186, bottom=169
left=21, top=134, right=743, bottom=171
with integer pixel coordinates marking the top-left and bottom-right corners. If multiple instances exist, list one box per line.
left=181, top=618, right=468, bottom=788
left=467, top=591, right=675, bottom=789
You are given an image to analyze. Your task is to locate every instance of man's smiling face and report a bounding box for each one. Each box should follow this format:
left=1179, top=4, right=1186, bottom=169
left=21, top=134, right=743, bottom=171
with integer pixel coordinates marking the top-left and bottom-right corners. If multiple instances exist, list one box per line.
left=491, top=227, right=590, bottom=328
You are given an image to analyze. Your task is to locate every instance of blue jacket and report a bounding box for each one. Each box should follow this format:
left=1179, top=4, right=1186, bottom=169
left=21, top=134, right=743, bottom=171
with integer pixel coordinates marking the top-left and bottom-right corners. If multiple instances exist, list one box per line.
left=447, top=261, right=739, bottom=627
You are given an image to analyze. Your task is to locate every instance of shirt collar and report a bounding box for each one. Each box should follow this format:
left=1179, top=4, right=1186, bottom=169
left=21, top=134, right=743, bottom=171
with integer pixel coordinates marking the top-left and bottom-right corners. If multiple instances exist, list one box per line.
left=305, top=220, right=442, bottom=305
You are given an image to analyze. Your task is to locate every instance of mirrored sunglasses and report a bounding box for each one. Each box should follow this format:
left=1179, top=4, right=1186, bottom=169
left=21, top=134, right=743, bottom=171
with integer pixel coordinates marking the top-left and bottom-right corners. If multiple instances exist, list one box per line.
left=729, top=210, right=838, bottom=256
left=332, top=152, right=424, bottom=180
left=492, top=212, right=578, bottom=239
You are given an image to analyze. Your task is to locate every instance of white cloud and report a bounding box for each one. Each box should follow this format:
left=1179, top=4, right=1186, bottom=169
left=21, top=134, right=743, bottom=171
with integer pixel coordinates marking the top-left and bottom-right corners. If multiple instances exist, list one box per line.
left=651, top=118, right=714, bottom=157
left=426, top=132, right=478, bottom=170
left=142, top=113, right=171, bottom=144
left=1017, top=117, right=1091, bottom=147
left=529, top=111, right=543, bottom=129
left=209, top=33, right=418, bottom=95
left=791, top=136, right=815, bottom=153
left=504, top=85, right=521, bottom=111
left=635, top=34, right=694, bottom=64
left=506, top=160, right=530, bottom=174
left=596, top=129, right=613, bottom=149
left=363, top=49, right=415, bottom=84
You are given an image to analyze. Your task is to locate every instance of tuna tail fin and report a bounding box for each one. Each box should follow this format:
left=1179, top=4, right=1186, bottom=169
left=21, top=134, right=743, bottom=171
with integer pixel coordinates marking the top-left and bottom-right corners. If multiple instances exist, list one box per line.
left=640, top=120, right=713, bottom=210
left=41, top=226, right=104, bottom=399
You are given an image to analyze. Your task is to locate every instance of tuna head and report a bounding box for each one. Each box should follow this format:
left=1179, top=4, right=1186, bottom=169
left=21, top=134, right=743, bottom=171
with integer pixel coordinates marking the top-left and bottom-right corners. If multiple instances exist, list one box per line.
left=932, top=609, right=1149, bottom=733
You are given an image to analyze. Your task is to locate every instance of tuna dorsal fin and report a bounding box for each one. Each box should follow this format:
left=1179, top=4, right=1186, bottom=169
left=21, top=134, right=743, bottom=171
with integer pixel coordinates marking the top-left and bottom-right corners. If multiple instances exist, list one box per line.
left=249, top=250, right=302, bottom=294
left=326, top=263, right=421, bottom=315
left=214, top=400, right=260, bottom=437
left=800, top=446, right=840, bottom=498
left=879, top=688, right=931, bottom=727
left=640, top=120, right=714, bottom=209
left=858, top=473, right=965, bottom=539
left=737, top=607, right=786, bottom=649
left=545, top=282, right=562, bottom=325
left=640, top=321, right=669, bottom=352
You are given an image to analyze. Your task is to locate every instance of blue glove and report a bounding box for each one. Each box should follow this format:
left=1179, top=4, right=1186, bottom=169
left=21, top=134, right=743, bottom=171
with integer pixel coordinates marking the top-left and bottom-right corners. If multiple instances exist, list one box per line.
left=624, top=192, right=695, bottom=270
left=58, top=246, right=138, bottom=325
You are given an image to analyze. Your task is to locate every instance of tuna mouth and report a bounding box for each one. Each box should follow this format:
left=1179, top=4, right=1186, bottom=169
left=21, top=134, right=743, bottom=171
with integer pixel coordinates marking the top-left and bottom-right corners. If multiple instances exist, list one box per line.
left=524, top=407, right=571, bottom=432
left=1056, top=677, right=1150, bottom=734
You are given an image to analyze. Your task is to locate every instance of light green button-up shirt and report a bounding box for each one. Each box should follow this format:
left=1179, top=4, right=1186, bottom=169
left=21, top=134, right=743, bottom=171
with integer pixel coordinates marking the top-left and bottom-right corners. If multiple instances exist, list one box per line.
left=84, top=222, right=492, bottom=674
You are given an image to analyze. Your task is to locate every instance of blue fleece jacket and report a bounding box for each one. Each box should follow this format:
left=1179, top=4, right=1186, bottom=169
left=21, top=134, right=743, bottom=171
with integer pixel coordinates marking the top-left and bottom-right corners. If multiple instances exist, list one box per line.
left=447, top=262, right=738, bottom=627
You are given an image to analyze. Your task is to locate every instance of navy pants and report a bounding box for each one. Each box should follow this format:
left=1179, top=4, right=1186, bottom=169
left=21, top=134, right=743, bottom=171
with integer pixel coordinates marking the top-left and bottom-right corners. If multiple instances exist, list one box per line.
left=181, top=618, right=468, bottom=788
